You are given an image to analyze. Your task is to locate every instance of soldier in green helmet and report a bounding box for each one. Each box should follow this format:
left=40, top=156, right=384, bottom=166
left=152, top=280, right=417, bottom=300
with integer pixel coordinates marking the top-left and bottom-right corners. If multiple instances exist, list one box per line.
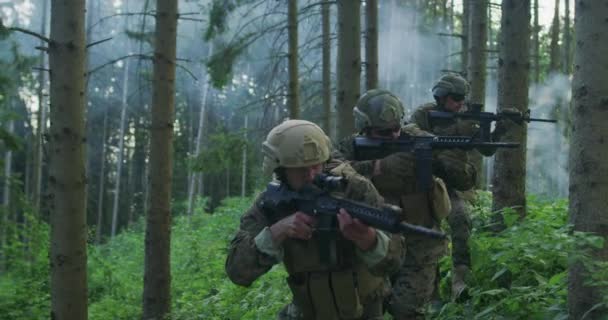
left=225, top=119, right=405, bottom=320
left=334, top=89, right=477, bottom=320
left=410, top=73, right=516, bottom=299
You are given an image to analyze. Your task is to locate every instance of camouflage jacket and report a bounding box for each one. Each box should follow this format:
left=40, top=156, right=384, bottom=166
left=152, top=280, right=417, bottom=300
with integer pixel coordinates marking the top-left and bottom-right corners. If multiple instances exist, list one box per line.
left=225, top=161, right=405, bottom=287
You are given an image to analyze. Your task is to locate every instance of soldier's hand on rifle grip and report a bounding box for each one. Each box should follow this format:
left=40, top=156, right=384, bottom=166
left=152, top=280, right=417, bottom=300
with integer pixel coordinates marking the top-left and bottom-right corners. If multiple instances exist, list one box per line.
left=270, top=212, right=317, bottom=244
left=337, top=208, right=377, bottom=251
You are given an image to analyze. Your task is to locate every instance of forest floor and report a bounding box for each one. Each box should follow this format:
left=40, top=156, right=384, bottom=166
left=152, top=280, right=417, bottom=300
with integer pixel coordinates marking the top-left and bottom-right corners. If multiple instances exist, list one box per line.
left=1, top=193, right=604, bottom=319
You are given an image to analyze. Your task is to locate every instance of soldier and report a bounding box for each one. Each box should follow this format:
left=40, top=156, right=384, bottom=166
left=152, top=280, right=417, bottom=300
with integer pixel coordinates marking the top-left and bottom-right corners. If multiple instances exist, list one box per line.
left=409, top=73, right=515, bottom=299
left=225, top=119, right=405, bottom=320
left=335, top=89, right=476, bottom=319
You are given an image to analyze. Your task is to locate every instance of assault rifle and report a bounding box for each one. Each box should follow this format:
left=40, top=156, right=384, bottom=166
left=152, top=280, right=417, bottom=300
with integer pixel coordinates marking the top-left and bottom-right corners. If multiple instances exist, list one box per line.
left=260, top=174, right=446, bottom=240
left=352, top=135, right=519, bottom=191
left=428, top=103, right=557, bottom=142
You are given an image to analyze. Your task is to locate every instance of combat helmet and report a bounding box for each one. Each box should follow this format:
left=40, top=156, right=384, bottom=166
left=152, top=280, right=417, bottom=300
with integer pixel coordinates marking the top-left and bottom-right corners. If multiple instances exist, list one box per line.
left=262, top=120, right=331, bottom=175
left=353, top=89, right=405, bottom=132
left=431, top=73, right=469, bottom=98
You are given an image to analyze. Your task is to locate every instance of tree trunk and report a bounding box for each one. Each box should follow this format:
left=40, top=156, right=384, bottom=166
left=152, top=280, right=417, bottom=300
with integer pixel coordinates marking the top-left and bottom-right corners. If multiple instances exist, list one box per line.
left=1, top=119, right=14, bottom=270
left=533, top=0, right=540, bottom=82
left=32, top=0, right=49, bottom=215
left=365, top=0, right=378, bottom=90
left=3, top=119, right=13, bottom=212
left=562, top=0, right=571, bottom=74
left=336, top=0, right=361, bottom=140
left=467, top=0, right=488, bottom=189
left=187, top=44, right=213, bottom=217
left=322, top=0, right=331, bottom=135
left=111, top=37, right=131, bottom=238
left=549, top=0, right=561, bottom=73
left=142, top=0, right=177, bottom=318
left=241, top=115, right=248, bottom=197
left=461, top=0, right=469, bottom=73
left=95, top=107, right=108, bottom=245
left=384, top=0, right=396, bottom=89
left=491, top=0, right=530, bottom=220
left=568, top=1, right=608, bottom=318
left=287, top=0, right=300, bottom=119
left=133, top=0, right=152, bottom=223
left=48, top=0, right=88, bottom=317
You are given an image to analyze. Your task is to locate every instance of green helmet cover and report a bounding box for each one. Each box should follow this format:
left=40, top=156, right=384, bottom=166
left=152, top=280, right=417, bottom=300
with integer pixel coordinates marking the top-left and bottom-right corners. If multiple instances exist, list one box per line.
left=353, top=89, right=405, bottom=131
left=432, top=74, right=469, bottom=97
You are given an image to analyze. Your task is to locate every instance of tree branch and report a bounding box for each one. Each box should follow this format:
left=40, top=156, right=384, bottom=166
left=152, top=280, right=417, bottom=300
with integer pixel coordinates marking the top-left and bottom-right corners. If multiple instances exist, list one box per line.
left=86, top=37, right=113, bottom=49
left=7, top=27, right=51, bottom=43
left=88, top=54, right=152, bottom=76
left=176, top=63, right=198, bottom=81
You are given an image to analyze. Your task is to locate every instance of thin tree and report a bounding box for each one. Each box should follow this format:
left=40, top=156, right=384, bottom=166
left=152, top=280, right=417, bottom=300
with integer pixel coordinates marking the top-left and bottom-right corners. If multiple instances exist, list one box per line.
left=287, top=0, right=300, bottom=119
left=549, top=0, right=561, bottom=73
left=491, top=0, right=530, bottom=220
left=1, top=117, right=14, bottom=271
left=533, top=0, right=540, bottom=82
left=142, top=0, right=178, bottom=317
left=32, top=0, right=49, bottom=214
left=365, top=0, right=378, bottom=90
left=95, top=107, right=109, bottom=245
left=562, top=0, right=571, bottom=74
left=241, top=114, right=248, bottom=197
left=321, top=0, right=331, bottom=135
left=568, top=1, right=608, bottom=318
left=187, top=44, right=213, bottom=218
left=336, top=0, right=361, bottom=140
left=48, top=0, right=88, bottom=317
left=461, top=0, right=469, bottom=72
left=466, top=0, right=487, bottom=188
left=111, top=16, right=133, bottom=238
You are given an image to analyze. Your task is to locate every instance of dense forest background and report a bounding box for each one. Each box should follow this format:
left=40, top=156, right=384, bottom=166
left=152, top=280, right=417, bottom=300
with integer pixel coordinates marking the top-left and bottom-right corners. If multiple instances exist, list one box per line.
left=0, top=0, right=606, bottom=319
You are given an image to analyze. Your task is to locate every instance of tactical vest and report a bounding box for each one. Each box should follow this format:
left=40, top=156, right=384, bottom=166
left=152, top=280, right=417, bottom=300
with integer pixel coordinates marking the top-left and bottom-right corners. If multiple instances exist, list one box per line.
left=261, top=194, right=384, bottom=319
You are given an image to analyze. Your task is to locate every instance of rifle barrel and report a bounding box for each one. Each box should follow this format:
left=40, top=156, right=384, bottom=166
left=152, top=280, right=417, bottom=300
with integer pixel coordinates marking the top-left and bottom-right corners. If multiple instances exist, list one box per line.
left=527, top=118, right=557, bottom=123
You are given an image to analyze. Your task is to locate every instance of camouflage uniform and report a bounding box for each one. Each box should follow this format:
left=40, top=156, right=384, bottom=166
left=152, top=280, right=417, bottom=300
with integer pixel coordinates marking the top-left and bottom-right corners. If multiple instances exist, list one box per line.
left=336, top=89, right=476, bottom=320
left=336, top=127, right=475, bottom=319
left=410, top=102, right=478, bottom=270
left=225, top=120, right=405, bottom=320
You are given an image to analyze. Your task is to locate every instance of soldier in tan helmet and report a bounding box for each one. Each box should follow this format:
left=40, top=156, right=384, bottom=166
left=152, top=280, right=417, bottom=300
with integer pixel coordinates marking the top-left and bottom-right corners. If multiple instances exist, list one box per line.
left=225, top=119, right=405, bottom=320
left=334, top=89, right=477, bottom=319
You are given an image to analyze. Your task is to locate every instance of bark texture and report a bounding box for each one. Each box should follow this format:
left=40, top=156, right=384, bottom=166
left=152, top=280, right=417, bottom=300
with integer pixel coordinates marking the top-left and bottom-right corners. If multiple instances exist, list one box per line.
left=568, top=1, right=608, bottom=318
left=142, top=0, right=177, bottom=318
left=491, top=0, right=530, bottom=218
left=48, top=0, right=88, bottom=318
left=336, top=0, right=360, bottom=140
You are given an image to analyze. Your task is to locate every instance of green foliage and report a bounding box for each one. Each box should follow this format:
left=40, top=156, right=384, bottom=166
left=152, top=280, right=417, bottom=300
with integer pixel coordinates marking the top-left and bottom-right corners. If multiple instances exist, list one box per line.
left=125, top=29, right=155, bottom=46
left=204, top=0, right=256, bottom=41
left=206, top=36, right=252, bottom=88
left=3, top=192, right=607, bottom=319
left=0, top=191, right=51, bottom=320
left=192, top=128, right=248, bottom=174
left=431, top=193, right=604, bottom=320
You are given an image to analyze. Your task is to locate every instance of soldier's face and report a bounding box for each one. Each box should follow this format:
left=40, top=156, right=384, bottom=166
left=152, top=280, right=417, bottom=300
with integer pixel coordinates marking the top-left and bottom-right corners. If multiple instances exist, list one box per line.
left=285, top=163, right=324, bottom=191
left=445, top=94, right=465, bottom=112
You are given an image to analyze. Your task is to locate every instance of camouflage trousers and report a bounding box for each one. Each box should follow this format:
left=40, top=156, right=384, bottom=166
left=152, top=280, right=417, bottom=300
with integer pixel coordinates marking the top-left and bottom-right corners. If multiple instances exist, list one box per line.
left=386, top=235, right=446, bottom=320
left=447, top=192, right=471, bottom=267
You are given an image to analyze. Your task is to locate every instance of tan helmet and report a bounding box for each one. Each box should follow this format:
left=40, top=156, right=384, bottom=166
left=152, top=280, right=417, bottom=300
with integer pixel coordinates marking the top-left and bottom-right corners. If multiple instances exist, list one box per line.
left=432, top=73, right=469, bottom=98
left=353, top=89, right=405, bottom=132
left=262, top=120, right=331, bottom=175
